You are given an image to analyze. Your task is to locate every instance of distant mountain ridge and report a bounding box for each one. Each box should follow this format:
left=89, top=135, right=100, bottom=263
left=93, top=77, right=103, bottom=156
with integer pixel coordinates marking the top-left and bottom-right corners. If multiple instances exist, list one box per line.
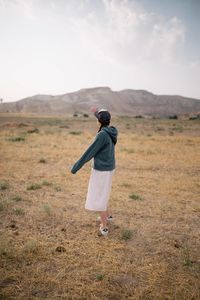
left=1, top=87, right=200, bottom=117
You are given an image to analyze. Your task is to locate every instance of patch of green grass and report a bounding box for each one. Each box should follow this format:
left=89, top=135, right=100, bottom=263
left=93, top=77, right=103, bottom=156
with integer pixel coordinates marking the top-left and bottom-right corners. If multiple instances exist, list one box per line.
left=96, top=274, right=104, bottom=281
left=69, top=131, right=82, bottom=135
left=42, top=180, right=52, bottom=186
left=12, top=196, right=22, bottom=202
left=14, top=207, right=25, bottom=216
left=0, top=181, right=9, bottom=190
left=23, top=240, right=39, bottom=254
left=129, top=193, right=142, bottom=201
left=8, top=136, right=25, bottom=142
left=182, top=245, right=194, bottom=267
left=121, top=229, right=134, bottom=241
left=27, top=183, right=42, bottom=191
left=42, top=203, right=52, bottom=215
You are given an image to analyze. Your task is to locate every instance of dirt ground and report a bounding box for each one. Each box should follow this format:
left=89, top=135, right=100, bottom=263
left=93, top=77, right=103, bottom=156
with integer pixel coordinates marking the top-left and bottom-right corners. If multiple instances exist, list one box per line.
left=0, top=113, right=200, bottom=300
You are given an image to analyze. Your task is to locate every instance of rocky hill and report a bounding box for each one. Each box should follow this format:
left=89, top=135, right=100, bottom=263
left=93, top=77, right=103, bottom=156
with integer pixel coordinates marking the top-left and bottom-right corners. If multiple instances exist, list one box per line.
left=1, top=87, right=200, bottom=117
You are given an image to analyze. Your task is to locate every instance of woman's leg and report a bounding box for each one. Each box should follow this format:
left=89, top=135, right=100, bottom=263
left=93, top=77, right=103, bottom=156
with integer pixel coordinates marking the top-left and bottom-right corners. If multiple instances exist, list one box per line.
left=99, top=211, right=108, bottom=228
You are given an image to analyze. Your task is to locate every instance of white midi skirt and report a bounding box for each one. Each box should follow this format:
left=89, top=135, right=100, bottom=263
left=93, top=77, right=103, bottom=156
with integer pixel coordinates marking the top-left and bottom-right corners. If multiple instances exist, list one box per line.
left=85, top=168, right=115, bottom=211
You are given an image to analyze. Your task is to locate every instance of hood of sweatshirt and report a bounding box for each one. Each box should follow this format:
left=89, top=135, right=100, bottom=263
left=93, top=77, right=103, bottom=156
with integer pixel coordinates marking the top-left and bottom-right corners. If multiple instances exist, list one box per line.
left=102, top=126, right=118, bottom=145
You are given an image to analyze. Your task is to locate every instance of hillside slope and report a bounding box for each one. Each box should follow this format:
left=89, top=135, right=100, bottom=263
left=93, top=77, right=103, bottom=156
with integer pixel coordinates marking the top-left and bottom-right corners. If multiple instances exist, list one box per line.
left=1, top=87, right=200, bottom=117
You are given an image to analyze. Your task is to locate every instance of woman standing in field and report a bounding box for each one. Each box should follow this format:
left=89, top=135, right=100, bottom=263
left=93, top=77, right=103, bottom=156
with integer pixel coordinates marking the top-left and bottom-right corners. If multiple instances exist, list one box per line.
left=71, top=108, right=118, bottom=236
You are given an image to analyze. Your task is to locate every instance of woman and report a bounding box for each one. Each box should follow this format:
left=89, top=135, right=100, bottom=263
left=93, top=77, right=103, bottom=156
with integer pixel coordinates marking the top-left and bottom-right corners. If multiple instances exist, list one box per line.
left=71, top=108, right=118, bottom=236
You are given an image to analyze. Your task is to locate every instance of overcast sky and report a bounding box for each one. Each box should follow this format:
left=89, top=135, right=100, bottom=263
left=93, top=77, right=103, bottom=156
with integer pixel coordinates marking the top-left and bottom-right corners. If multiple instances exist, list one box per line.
left=1, top=0, right=200, bottom=102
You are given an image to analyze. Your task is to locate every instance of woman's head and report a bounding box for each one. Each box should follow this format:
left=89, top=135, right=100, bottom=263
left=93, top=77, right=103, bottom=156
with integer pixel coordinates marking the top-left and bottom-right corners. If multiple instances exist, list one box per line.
left=94, top=109, right=111, bottom=127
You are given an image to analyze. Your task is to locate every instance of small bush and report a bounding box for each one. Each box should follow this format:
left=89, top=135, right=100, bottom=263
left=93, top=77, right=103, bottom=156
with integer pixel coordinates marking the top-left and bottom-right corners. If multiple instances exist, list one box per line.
left=42, top=180, right=52, bottom=186
left=27, top=128, right=39, bottom=134
left=0, top=181, right=9, bottom=190
left=12, top=196, right=22, bottom=202
left=23, top=240, right=39, bottom=254
left=169, top=115, right=178, bottom=119
left=39, top=158, right=46, bottom=163
left=129, top=193, right=142, bottom=201
left=42, top=203, right=51, bottom=215
left=69, top=131, right=82, bottom=135
left=135, top=115, right=144, bottom=118
left=96, top=274, right=104, bottom=281
left=121, top=229, right=134, bottom=241
left=27, top=183, right=42, bottom=191
left=83, top=113, right=89, bottom=118
left=8, top=136, right=25, bottom=142
left=14, top=208, right=25, bottom=216
left=0, top=202, right=5, bottom=212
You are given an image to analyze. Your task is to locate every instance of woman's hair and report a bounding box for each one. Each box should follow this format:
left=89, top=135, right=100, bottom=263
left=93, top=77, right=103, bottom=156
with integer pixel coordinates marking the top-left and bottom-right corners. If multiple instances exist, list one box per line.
left=98, top=120, right=110, bottom=132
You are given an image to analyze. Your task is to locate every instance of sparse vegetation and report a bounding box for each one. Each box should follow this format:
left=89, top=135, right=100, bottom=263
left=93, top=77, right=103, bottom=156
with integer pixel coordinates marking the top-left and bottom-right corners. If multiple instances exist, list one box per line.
left=129, top=193, right=142, bottom=200
left=41, top=203, right=52, bottom=215
left=14, top=207, right=25, bottom=216
left=8, top=136, right=25, bottom=142
left=69, top=131, right=82, bottom=135
left=23, top=240, right=39, bottom=254
left=27, top=183, right=42, bottom=190
left=0, top=181, right=9, bottom=190
left=27, top=128, right=39, bottom=134
left=96, top=274, right=104, bottom=281
left=38, top=158, right=46, bottom=163
left=0, top=114, right=199, bottom=300
left=121, top=229, right=134, bottom=240
left=42, top=180, right=52, bottom=186
left=12, top=196, right=22, bottom=202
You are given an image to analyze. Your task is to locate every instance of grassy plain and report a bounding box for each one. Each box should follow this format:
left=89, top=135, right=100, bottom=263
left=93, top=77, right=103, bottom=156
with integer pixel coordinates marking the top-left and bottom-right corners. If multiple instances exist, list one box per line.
left=0, top=113, right=200, bottom=300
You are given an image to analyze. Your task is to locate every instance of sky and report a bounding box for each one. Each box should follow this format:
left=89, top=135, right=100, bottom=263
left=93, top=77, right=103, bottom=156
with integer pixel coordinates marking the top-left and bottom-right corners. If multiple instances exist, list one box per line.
left=0, top=0, right=200, bottom=102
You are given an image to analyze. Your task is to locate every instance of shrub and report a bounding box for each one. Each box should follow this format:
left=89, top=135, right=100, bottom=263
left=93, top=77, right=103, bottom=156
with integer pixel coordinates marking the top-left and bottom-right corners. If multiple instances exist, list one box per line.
left=135, top=115, right=144, bottom=118
left=42, top=180, right=52, bottom=186
left=27, top=183, right=42, bottom=190
left=96, top=274, right=104, bottom=281
left=169, top=115, right=178, bottom=119
left=42, top=203, right=51, bottom=215
left=23, top=240, right=39, bottom=254
left=8, top=136, right=25, bottom=142
left=129, top=193, right=142, bottom=200
left=39, top=158, right=46, bottom=163
left=69, top=131, right=82, bottom=135
left=12, top=196, right=22, bottom=202
left=121, top=229, right=134, bottom=240
left=0, top=181, right=9, bottom=190
left=14, top=208, right=25, bottom=216
left=27, top=128, right=39, bottom=134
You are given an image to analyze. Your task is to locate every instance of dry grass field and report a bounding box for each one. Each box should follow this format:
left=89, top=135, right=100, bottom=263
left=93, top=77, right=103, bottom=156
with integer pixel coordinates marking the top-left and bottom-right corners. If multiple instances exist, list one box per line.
left=0, top=113, right=200, bottom=300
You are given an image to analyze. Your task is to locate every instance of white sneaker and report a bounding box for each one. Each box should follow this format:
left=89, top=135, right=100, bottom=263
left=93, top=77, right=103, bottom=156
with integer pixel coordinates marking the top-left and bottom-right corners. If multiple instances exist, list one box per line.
left=99, top=225, right=109, bottom=236
left=107, top=215, right=114, bottom=222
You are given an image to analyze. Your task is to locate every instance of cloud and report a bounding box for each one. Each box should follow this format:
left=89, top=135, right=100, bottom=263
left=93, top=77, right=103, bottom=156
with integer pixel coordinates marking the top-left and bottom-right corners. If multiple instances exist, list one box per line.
left=69, top=0, right=185, bottom=66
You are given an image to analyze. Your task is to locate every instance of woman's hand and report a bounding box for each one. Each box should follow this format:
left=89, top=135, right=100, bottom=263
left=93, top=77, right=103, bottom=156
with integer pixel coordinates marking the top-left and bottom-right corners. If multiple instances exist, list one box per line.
left=90, top=106, right=98, bottom=113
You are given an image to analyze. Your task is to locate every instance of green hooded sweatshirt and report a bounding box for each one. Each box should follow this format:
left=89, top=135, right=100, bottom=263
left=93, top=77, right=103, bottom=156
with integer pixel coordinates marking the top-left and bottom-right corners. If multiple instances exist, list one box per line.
left=71, top=126, right=118, bottom=174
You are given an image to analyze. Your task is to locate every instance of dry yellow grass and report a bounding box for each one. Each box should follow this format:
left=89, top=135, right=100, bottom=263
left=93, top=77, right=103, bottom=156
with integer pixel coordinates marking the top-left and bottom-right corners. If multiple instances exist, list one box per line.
left=0, top=113, right=200, bottom=300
